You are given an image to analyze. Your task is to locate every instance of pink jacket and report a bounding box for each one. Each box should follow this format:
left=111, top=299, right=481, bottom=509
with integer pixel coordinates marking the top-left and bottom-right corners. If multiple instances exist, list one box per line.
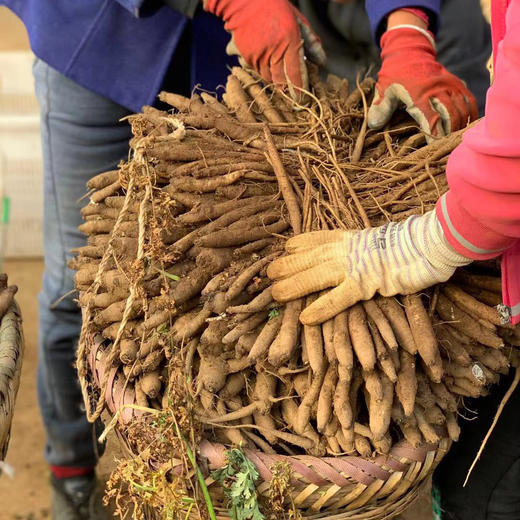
left=435, top=0, right=520, bottom=325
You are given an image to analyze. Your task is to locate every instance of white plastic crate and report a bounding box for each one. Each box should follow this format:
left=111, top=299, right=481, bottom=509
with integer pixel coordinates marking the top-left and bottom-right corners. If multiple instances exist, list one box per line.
left=0, top=51, right=43, bottom=258
left=0, top=51, right=38, bottom=115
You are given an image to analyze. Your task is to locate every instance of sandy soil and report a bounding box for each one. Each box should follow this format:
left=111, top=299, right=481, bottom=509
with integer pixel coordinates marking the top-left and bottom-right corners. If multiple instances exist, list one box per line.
left=0, top=259, right=49, bottom=519
left=0, top=260, right=122, bottom=519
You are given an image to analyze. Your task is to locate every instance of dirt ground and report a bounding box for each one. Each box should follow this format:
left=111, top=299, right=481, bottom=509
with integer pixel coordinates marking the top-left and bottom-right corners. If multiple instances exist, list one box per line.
left=0, top=260, right=49, bottom=519
left=0, top=260, right=120, bottom=519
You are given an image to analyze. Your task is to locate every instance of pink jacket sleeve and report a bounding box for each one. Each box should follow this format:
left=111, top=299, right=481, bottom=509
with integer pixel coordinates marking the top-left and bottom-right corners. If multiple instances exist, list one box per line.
left=436, top=0, right=520, bottom=260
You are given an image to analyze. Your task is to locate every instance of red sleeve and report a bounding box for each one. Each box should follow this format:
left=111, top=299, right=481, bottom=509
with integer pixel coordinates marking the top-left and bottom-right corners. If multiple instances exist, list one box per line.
left=436, top=0, right=520, bottom=260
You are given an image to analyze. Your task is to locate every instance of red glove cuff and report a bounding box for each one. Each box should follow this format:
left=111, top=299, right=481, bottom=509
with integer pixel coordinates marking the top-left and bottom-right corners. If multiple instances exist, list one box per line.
left=380, top=26, right=436, bottom=58
left=399, top=8, right=429, bottom=26
left=203, top=0, right=242, bottom=19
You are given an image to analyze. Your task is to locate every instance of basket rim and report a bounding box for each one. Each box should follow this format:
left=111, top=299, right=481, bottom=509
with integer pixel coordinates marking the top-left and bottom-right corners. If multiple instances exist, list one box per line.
left=199, top=438, right=449, bottom=518
left=199, top=438, right=449, bottom=486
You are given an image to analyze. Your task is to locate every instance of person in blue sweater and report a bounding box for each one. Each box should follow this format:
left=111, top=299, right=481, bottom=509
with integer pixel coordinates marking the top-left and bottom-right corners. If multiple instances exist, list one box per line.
left=1, top=1, right=490, bottom=518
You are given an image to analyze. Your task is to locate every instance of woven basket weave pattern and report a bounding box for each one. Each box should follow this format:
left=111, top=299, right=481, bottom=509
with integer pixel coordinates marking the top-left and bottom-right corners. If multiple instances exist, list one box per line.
left=200, top=439, right=449, bottom=518
left=0, top=302, right=24, bottom=459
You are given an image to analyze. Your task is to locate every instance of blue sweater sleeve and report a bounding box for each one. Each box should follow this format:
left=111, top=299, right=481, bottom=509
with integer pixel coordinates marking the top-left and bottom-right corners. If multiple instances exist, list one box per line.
left=365, top=0, right=441, bottom=41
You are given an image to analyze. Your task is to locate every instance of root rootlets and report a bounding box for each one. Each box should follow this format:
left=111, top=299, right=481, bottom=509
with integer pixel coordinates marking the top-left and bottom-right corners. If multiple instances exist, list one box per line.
left=75, top=67, right=511, bottom=464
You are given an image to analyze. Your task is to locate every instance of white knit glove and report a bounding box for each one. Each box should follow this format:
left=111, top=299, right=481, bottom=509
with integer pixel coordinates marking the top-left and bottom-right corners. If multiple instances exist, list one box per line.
left=267, top=211, right=472, bottom=325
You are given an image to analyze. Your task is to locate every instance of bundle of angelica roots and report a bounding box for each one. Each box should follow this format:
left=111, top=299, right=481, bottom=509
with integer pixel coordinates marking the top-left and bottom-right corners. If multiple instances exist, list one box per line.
left=73, top=66, right=517, bottom=459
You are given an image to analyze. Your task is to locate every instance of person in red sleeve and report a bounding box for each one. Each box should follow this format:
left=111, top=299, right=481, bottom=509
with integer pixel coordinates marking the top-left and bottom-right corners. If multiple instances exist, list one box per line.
left=268, top=2, right=520, bottom=518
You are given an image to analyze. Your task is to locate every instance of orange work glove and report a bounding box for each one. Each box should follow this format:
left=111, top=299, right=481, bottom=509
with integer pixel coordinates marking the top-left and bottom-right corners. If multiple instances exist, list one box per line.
left=203, top=0, right=326, bottom=92
left=368, top=26, right=478, bottom=139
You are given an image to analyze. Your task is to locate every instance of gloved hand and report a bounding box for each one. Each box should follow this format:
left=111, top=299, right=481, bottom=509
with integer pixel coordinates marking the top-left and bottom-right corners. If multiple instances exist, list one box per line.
left=203, top=0, right=326, bottom=92
left=368, top=26, right=478, bottom=139
left=267, top=211, right=472, bottom=325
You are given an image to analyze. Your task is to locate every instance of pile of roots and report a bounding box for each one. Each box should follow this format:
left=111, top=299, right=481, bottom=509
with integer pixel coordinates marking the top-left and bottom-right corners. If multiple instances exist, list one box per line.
left=73, top=67, right=518, bottom=461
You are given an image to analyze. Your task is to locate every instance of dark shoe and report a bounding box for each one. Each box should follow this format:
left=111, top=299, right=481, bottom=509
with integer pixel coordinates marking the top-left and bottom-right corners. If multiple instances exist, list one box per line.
left=51, top=474, right=108, bottom=520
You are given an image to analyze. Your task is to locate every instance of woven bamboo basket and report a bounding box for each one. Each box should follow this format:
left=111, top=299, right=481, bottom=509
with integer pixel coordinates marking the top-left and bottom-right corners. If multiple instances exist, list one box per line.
left=200, top=439, right=450, bottom=519
left=0, top=302, right=24, bottom=460
left=92, top=337, right=450, bottom=519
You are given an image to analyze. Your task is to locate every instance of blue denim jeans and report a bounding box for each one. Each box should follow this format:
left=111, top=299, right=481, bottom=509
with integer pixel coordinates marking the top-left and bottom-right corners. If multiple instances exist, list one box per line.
left=33, top=59, right=132, bottom=467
